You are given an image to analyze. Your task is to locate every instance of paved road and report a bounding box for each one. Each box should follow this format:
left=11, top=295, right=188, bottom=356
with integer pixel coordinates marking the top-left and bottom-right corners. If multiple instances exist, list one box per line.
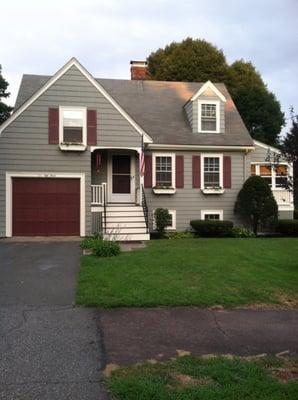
left=0, top=241, right=106, bottom=400
left=100, top=307, right=298, bottom=366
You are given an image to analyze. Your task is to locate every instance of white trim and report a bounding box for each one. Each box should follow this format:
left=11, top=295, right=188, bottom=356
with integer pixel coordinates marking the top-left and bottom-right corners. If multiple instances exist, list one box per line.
left=198, top=100, right=220, bottom=133
left=152, top=152, right=176, bottom=189
left=201, top=153, right=223, bottom=189
left=91, top=145, right=141, bottom=154
left=191, top=81, right=226, bottom=103
left=107, top=152, right=136, bottom=203
left=5, top=172, right=85, bottom=237
left=147, top=143, right=254, bottom=151
left=253, top=140, right=281, bottom=154
left=201, top=210, right=223, bottom=220
left=59, top=105, right=87, bottom=147
left=0, top=58, right=153, bottom=143
left=153, top=209, right=176, bottom=230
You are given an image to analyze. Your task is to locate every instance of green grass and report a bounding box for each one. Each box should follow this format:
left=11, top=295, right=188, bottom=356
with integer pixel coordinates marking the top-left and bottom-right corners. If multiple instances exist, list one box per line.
left=76, top=238, right=298, bottom=308
left=106, top=356, right=298, bottom=400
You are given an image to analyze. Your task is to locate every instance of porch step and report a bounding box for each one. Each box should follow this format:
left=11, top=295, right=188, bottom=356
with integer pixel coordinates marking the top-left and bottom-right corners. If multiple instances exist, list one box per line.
left=103, top=204, right=149, bottom=241
left=104, top=233, right=150, bottom=241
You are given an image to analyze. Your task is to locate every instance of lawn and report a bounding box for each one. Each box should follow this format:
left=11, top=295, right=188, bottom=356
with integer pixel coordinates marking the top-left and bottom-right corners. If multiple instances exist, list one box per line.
left=76, top=238, right=298, bottom=308
left=106, top=355, right=298, bottom=400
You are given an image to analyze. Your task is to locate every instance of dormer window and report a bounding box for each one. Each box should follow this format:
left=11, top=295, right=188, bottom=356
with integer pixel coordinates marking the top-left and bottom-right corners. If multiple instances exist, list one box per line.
left=198, top=100, right=220, bottom=133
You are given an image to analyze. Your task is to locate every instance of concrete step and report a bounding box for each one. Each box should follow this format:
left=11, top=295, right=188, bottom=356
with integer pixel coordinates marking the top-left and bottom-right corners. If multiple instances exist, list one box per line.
left=104, top=216, right=146, bottom=222
left=106, top=206, right=143, bottom=212
left=106, top=222, right=147, bottom=228
left=105, top=227, right=147, bottom=234
left=105, top=211, right=145, bottom=217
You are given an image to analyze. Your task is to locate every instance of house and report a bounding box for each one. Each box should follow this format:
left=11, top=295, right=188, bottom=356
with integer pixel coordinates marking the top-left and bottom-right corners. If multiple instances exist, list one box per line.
left=0, top=58, right=293, bottom=240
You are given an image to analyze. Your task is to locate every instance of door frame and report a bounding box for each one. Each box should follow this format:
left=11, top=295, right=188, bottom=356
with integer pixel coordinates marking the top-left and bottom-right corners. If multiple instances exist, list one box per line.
left=5, top=172, right=86, bottom=237
left=107, top=152, right=136, bottom=203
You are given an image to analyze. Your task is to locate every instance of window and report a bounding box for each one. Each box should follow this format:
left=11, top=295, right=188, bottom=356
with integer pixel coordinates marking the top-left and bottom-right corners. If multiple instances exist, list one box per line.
left=251, top=163, right=288, bottom=189
left=203, top=156, right=222, bottom=189
left=198, top=101, right=219, bottom=133
left=60, top=107, right=86, bottom=144
left=153, top=153, right=175, bottom=188
left=201, top=210, right=223, bottom=221
left=153, top=209, right=176, bottom=230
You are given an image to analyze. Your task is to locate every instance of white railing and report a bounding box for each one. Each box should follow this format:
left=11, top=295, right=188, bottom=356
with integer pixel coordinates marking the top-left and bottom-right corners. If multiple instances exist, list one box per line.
left=272, top=189, right=293, bottom=207
left=91, top=183, right=106, bottom=205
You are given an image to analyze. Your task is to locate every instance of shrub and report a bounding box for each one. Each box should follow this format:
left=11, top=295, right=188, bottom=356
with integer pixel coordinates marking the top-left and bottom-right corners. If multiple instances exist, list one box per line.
left=231, top=227, right=256, bottom=238
left=190, top=220, right=233, bottom=237
left=277, top=220, right=298, bottom=236
left=294, top=209, right=298, bottom=220
left=235, top=176, right=278, bottom=234
left=80, top=236, right=97, bottom=249
left=154, top=208, right=171, bottom=238
left=165, top=231, right=194, bottom=239
left=92, top=240, right=121, bottom=257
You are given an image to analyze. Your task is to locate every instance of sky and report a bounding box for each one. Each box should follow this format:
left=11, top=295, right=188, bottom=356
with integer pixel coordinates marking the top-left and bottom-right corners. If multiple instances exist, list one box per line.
left=1, top=0, right=297, bottom=134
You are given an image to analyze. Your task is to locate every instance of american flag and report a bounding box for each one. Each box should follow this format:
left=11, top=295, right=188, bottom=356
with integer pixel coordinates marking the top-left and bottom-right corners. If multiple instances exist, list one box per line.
left=140, top=134, right=145, bottom=177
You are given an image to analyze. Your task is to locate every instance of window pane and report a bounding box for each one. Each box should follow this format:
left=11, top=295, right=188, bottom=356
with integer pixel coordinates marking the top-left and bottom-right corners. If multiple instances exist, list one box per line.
left=276, top=165, right=287, bottom=175
left=201, top=104, right=217, bottom=131
left=260, top=165, right=271, bottom=176
left=251, top=165, right=256, bottom=175
left=63, top=127, right=83, bottom=143
left=63, top=109, right=84, bottom=127
left=156, top=156, right=172, bottom=186
left=204, top=157, right=220, bottom=187
left=204, top=214, right=220, bottom=220
left=275, top=177, right=288, bottom=188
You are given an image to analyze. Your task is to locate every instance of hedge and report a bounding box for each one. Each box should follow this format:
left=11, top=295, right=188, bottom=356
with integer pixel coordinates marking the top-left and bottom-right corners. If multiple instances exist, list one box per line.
left=277, top=220, right=298, bottom=236
left=190, top=220, right=233, bottom=237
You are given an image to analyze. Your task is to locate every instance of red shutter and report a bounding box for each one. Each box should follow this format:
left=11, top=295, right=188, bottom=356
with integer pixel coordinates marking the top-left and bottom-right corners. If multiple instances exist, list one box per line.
left=87, top=109, right=97, bottom=146
left=144, top=155, right=152, bottom=188
left=176, top=155, right=184, bottom=188
left=223, top=156, right=232, bottom=188
left=48, top=108, right=59, bottom=144
left=192, top=155, right=201, bottom=188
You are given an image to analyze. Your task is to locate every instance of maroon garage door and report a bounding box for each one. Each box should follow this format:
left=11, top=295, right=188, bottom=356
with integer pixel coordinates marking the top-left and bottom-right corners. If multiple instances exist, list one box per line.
left=12, top=178, right=80, bottom=236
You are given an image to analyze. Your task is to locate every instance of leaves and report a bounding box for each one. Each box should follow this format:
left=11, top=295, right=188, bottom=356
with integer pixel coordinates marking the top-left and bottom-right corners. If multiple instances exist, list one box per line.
left=147, top=39, right=285, bottom=145
left=0, top=64, right=13, bottom=124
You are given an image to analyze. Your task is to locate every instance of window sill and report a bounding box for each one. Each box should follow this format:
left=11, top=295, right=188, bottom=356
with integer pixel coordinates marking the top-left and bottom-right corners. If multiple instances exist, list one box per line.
left=201, top=188, right=225, bottom=195
left=59, top=143, right=87, bottom=152
left=153, top=188, right=176, bottom=195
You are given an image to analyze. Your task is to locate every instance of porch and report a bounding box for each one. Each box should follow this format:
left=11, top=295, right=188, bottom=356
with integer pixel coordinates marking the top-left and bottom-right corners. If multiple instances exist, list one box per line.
left=90, top=148, right=150, bottom=241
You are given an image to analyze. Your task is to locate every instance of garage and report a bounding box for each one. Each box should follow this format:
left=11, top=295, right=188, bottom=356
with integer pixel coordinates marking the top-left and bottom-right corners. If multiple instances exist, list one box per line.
left=12, top=178, right=80, bottom=236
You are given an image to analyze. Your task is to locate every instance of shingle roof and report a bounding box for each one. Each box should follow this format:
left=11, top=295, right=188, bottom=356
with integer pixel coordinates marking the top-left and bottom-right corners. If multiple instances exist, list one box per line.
left=14, top=74, right=253, bottom=147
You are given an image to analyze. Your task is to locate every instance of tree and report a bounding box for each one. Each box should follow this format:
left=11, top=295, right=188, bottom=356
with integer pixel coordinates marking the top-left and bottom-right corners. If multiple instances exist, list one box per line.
left=147, top=39, right=285, bottom=145
left=154, top=208, right=171, bottom=238
left=281, top=108, right=298, bottom=207
left=235, top=176, right=278, bottom=234
left=0, top=64, right=13, bottom=124
left=228, top=61, right=285, bottom=145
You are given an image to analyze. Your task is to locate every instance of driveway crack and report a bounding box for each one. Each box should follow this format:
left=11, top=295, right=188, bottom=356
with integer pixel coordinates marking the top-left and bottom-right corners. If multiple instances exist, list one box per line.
left=210, top=311, right=228, bottom=337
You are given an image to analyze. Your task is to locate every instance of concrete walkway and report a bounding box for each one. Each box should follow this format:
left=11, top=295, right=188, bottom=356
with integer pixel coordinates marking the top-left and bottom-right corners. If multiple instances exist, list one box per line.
left=100, top=307, right=298, bottom=366
left=0, top=241, right=106, bottom=400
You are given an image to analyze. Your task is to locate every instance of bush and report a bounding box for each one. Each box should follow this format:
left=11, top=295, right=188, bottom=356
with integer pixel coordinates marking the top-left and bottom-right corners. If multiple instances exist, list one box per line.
left=235, top=176, right=278, bottom=234
left=92, top=240, right=121, bottom=257
left=277, top=220, right=298, bottom=236
left=190, top=220, right=233, bottom=237
left=165, top=231, right=194, bottom=239
left=154, top=208, right=171, bottom=238
left=80, top=236, right=98, bottom=249
left=231, top=227, right=256, bottom=238
left=294, top=210, right=298, bottom=220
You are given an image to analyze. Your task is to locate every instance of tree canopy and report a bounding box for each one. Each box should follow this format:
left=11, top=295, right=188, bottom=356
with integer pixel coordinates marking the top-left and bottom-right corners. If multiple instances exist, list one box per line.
left=147, top=38, right=285, bottom=145
left=0, top=64, right=13, bottom=124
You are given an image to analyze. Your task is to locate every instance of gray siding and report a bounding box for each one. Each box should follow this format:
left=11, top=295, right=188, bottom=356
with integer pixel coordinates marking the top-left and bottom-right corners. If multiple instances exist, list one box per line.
left=145, top=150, right=248, bottom=231
left=0, top=65, right=142, bottom=236
left=250, top=143, right=270, bottom=162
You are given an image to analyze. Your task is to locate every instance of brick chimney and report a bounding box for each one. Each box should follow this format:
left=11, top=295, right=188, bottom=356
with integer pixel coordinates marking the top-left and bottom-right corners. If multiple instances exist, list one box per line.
left=130, top=60, right=147, bottom=80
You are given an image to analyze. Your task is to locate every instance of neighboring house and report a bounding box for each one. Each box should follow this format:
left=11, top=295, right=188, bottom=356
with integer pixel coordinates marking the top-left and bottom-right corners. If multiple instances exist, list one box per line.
left=0, top=58, right=293, bottom=240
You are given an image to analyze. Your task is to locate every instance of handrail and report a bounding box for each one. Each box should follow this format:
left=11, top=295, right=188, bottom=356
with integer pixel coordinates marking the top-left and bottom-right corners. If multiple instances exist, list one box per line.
left=141, top=184, right=149, bottom=233
left=102, top=183, right=107, bottom=234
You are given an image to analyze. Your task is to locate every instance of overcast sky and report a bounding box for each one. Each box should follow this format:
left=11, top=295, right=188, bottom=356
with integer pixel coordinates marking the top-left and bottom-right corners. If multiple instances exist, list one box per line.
left=1, top=0, right=297, bottom=134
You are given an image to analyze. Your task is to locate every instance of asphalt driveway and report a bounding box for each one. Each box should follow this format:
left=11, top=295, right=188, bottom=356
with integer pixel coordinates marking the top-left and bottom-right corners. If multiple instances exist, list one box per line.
left=0, top=241, right=106, bottom=400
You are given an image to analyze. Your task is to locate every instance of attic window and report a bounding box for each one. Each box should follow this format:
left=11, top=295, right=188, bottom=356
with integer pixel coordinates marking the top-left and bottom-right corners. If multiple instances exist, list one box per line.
left=60, top=107, right=86, bottom=144
left=198, top=100, right=220, bottom=133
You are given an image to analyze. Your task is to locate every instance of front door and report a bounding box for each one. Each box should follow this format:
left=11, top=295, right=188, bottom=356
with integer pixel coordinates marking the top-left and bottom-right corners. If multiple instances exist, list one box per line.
left=109, top=154, right=135, bottom=203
